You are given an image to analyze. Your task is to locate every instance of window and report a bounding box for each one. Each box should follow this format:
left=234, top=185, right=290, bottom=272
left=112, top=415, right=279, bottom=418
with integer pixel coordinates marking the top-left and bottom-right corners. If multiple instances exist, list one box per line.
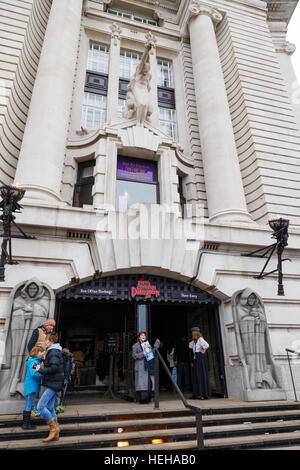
left=116, top=157, right=159, bottom=211
left=73, top=160, right=95, bottom=208
left=87, top=43, right=110, bottom=74
left=157, top=58, right=177, bottom=140
left=81, top=93, right=107, bottom=128
left=120, top=50, right=142, bottom=80
left=108, top=8, right=157, bottom=26
left=118, top=98, right=126, bottom=118
left=157, top=60, right=174, bottom=89
left=159, top=108, right=177, bottom=140
left=178, top=175, right=186, bottom=218
left=81, top=43, right=109, bottom=128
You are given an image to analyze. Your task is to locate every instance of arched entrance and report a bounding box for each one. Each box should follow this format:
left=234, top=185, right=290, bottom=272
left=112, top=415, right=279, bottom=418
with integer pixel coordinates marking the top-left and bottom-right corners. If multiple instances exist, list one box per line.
left=55, top=274, right=227, bottom=400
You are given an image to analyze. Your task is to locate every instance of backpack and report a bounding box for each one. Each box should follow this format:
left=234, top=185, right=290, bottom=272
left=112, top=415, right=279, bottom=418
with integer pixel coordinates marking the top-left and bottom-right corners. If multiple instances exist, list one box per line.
left=61, top=350, right=73, bottom=382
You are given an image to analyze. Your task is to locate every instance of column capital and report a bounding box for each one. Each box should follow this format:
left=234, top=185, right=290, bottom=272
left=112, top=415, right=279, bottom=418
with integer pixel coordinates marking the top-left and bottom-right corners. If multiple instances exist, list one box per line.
left=188, top=1, right=223, bottom=24
left=276, top=41, right=296, bottom=56
left=109, top=22, right=122, bottom=46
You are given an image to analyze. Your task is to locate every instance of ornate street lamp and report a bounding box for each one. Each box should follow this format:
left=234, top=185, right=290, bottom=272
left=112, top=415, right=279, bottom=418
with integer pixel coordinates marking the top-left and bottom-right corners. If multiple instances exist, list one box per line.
left=0, top=184, right=35, bottom=281
left=242, top=217, right=290, bottom=296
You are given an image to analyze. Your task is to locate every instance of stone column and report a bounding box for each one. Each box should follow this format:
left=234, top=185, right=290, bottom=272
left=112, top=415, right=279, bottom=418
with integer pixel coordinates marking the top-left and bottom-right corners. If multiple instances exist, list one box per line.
left=106, top=22, right=122, bottom=124
left=188, top=1, right=252, bottom=223
left=14, top=0, right=83, bottom=203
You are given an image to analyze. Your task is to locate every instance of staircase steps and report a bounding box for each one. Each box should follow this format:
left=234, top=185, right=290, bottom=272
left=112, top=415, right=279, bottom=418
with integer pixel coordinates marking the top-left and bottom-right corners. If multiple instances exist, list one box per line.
left=1, top=402, right=300, bottom=450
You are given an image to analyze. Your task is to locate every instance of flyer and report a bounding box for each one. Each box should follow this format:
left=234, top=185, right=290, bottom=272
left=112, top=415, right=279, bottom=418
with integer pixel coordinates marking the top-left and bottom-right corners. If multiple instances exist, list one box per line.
left=141, top=341, right=154, bottom=361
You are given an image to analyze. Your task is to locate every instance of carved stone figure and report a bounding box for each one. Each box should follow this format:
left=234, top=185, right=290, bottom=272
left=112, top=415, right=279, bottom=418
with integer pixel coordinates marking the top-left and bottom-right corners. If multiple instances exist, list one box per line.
left=123, top=44, right=153, bottom=126
left=231, top=288, right=281, bottom=392
left=0, top=278, right=53, bottom=399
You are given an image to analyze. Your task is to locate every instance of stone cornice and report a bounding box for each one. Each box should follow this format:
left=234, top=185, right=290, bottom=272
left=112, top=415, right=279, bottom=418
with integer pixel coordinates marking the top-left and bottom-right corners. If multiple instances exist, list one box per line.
left=265, top=0, right=298, bottom=24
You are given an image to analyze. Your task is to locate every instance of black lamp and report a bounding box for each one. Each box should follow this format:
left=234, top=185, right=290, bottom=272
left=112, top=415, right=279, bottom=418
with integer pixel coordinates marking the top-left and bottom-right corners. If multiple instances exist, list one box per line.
left=0, top=184, right=35, bottom=281
left=242, top=216, right=290, bottom=296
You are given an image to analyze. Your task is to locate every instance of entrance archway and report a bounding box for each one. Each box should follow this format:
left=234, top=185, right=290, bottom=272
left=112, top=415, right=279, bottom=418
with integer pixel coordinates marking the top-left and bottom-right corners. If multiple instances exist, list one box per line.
left=55, top=274, right=227, bottom=399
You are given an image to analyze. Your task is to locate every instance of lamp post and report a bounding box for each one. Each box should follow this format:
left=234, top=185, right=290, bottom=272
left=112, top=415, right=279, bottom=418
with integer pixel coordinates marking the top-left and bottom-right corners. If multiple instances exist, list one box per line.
left=268, top=217, right=289, bottom=296
left=0, top=184, right=34, bottom=281
left=242, top=216, right=290, bottom=296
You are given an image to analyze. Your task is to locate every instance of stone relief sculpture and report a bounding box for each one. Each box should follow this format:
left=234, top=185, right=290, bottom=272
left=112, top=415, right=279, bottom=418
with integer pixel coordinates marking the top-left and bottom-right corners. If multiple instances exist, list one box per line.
left=123, top=44, right=153, bottom=126
left=0, top=278, right=54, bottom=399
left=231, top=288, right=283, bottom=394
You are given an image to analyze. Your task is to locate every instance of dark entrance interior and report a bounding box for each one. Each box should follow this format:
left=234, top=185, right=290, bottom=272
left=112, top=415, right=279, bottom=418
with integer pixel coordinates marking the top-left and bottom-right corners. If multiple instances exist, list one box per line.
left=55, top=274, right=227, bottom=401
left=56, top=301, right=226, bottom=400
left=57, top=301, right=136, bottom=397
left=150, top=304, right=226, bottom=397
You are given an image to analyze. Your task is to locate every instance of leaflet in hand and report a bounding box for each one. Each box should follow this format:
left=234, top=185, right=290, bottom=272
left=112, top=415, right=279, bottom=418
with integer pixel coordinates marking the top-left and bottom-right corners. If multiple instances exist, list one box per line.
left=141, top=341, right=154, bottom=361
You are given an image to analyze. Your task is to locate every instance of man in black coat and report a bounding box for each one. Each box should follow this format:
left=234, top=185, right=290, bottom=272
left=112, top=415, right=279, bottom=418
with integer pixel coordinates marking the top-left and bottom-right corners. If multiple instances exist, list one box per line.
left=35, top=332, right=64, bottom=442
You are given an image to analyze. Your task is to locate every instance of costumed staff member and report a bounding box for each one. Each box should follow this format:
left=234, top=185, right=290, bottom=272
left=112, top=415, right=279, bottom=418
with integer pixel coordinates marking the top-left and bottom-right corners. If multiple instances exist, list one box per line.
left=27, top=316, right=56, bottom=356
left=132, top=332, right=160, bottom=404
left=189, top=327, right=211, bottom=400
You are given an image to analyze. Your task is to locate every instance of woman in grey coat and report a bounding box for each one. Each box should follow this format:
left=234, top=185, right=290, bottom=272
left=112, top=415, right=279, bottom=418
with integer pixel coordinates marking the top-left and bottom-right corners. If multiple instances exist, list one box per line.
left=132, top=332, right=160, bottom=404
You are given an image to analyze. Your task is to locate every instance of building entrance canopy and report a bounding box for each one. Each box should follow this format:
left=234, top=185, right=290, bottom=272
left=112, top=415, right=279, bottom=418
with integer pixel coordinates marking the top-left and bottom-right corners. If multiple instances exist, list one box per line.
left=57, top=274, right=220, bottom=305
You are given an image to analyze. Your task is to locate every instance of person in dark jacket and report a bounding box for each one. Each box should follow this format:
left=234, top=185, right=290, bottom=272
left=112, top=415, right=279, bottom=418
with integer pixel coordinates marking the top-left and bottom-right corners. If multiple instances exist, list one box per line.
left=35, top=332, right=64, bottom=442
left=174, top=335, right=191, bottom=394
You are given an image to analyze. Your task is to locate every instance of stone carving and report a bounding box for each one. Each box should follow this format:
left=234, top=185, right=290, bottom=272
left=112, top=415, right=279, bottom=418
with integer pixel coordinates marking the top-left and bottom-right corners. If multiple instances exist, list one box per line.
left=231, top=288, right=282, bottom=392
left=188, top=0, right=223, bottom=24
left=145, top=31, right=157, bottom=54
left=0, top=278, right=53, bottom=399
left=123, top=44, right=153, bottom=126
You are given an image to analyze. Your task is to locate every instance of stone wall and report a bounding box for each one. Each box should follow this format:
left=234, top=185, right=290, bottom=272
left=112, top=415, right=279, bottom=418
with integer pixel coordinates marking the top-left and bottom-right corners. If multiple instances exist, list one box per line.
left=0, top=0, right=52, bottom=185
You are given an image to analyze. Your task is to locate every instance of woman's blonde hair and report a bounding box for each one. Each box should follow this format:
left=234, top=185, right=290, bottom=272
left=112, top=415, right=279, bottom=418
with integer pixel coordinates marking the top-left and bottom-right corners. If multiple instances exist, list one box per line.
left=29, top=345, right=44, bottom=358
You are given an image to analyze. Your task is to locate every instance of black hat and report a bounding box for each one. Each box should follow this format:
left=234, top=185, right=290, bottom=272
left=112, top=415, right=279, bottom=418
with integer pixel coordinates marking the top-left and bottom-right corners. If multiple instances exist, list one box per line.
left=191, top=327, right=200, bottom=332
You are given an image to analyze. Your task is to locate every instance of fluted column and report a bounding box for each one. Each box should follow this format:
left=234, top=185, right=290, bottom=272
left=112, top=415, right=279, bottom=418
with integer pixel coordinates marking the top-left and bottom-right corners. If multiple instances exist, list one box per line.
left=14, top=0, right=83, bottom=203
left=188, top=1, right=252, bottom=223
left=106, top=22, right=122, bottom=124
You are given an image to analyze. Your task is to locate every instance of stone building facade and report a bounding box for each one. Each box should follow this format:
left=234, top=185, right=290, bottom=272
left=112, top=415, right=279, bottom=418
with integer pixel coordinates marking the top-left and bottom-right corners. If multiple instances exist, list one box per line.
left=0, top=0, right=300, bottom=411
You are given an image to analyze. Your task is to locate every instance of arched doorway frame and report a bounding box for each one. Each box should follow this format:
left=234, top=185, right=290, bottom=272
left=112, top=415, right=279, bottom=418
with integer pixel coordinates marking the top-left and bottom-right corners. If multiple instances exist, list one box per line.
left=55, top=272, right=227, bottom=398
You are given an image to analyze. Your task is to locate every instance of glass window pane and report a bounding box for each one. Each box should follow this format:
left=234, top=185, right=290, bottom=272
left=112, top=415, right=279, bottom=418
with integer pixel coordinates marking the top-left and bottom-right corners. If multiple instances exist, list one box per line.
left=81, top=93, right=107, bottom=128
left=159, top=107, right=177, bottom=140
left=87, top=43, right=110, bottom=74
left=116, top=180, right=157, bottom=211
left=120, top=50, right=142, bottom=79
left=81, top=166, right=94, bottom=179
left=118, top=99, right=126, bottom=117
left=157, top=59, right=174, bottom=88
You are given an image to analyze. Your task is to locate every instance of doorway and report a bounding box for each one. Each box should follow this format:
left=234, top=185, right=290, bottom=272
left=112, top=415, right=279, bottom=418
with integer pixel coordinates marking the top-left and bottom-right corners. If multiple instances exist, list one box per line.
left=57, top=300, right=136, bottom=398
left=55, top=274, right=227, bottom=400
left=150, top=303, right=227, bottom=397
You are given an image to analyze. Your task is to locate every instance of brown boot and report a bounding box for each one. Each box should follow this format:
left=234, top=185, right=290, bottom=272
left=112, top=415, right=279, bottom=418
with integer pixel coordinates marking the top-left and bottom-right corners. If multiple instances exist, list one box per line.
left=43, top=418, right=57, bottom=442
left=54, top=421, right=60, bottom=441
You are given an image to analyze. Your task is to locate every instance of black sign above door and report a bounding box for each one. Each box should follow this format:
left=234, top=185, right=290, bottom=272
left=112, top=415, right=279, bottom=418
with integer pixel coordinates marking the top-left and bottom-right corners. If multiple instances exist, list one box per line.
left=57, top=274, right=220, bottom=305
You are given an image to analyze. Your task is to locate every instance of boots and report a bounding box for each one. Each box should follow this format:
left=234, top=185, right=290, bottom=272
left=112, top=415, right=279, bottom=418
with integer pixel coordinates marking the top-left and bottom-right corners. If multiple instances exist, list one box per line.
left=54, top=421, right=60, bottom=440
left=43, top=417, right=58, bottom=442
left=21, top=411, right=36, bottom=430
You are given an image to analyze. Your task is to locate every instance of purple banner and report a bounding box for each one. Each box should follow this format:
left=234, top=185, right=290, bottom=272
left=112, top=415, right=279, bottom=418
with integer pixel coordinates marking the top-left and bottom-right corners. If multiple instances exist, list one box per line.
left=117, top=159, right=156, bottom=183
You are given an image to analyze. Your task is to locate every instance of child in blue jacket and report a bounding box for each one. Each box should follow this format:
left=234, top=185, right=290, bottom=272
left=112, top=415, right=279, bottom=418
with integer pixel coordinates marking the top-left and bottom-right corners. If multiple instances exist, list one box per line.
left=22, top=345, right=44, bottom=430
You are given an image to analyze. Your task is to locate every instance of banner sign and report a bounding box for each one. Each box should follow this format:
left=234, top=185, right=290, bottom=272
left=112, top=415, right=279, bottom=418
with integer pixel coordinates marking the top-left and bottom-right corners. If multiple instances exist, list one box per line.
left=117, top=159, right=156, bottom=183
left=131, top=275, right=160, bottom=300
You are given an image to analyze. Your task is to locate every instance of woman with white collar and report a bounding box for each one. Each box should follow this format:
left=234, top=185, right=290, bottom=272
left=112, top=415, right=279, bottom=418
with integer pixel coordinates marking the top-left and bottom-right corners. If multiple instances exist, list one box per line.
left=189, top=327, right=211, bottom=400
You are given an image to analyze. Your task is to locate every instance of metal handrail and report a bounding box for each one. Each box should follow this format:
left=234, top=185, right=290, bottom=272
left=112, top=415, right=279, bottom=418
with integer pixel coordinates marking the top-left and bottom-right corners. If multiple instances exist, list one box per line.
left=153, top=347, right=204, bottom=450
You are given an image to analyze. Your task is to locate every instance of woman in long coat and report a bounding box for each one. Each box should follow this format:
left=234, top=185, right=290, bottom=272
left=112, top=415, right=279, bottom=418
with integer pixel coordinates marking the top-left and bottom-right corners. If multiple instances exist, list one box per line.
left=189, top=327, right=211, bottom=400
left=132, top=332, right=159, bottom=404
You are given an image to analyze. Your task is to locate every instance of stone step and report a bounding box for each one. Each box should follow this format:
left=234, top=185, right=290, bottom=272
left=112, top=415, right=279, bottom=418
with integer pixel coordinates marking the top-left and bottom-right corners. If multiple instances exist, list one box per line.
left=2, top=418, right=300, bottom=450
left=4, top=426, right=300, bottom=450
